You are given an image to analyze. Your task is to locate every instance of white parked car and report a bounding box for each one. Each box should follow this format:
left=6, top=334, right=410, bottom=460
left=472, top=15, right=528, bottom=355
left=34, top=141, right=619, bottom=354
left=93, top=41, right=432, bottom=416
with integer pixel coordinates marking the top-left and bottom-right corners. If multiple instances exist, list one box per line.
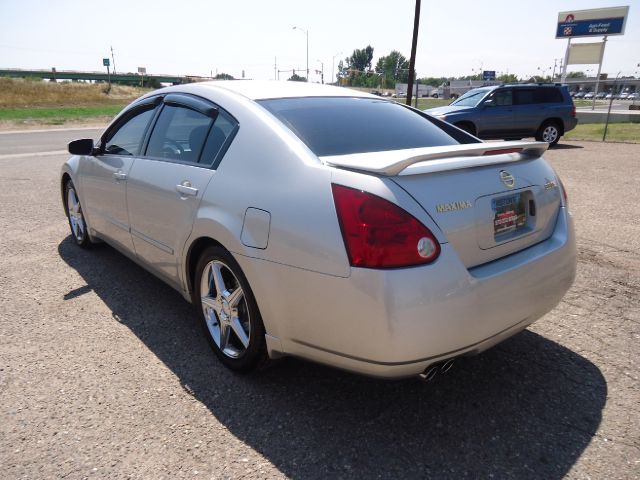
left=61, top=81, right=576, bottom=380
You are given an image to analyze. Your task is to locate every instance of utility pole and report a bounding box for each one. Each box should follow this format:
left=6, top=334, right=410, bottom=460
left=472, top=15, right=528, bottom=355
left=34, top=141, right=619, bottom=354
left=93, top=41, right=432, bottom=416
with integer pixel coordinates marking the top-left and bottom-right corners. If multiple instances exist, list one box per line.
left=406, top=0, right=421, bottom=107
left=317, top=60, right=324, bottom=84
left=274, top=57, right=277, bottom=80
left=110, top=46, right=116, bottom=75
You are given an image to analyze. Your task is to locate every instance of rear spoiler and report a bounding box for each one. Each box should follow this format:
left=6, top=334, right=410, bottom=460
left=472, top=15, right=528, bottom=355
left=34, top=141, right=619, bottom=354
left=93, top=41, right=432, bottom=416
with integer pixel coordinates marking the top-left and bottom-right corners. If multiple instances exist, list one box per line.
left=321, top=141, right=548, bottom=176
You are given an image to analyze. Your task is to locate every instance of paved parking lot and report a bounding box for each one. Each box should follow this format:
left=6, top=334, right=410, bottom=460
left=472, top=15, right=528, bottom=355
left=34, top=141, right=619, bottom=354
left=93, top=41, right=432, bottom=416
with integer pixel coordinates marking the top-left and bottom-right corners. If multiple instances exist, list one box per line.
left=0, top=132, right=638, bottom=479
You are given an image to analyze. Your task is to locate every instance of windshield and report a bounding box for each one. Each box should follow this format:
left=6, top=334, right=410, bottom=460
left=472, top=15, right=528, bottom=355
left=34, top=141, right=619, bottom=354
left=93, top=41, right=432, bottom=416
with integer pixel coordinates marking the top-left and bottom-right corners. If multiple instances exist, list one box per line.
left=450, top=88, right=491, bottom=107
left=258, top=97, right=463, bottom=156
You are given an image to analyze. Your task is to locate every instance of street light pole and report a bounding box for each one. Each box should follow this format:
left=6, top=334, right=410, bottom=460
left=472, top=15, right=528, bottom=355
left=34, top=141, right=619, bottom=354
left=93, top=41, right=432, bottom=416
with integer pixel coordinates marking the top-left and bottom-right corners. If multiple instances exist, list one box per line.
left=293, top=26, right=309, bottom=82
left=317, top=60, right=324, bottom=84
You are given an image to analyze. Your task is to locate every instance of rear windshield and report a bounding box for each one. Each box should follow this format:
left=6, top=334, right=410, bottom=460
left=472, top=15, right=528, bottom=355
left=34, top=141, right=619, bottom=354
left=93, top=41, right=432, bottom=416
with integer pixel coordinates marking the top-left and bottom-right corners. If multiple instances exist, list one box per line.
left=258, top=97, right=461, bottom=156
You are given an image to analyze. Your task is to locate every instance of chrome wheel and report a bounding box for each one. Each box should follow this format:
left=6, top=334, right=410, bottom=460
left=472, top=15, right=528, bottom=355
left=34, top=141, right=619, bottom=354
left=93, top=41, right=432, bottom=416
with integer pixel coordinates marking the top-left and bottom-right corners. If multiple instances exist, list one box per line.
left=67, top=186, right=86, bottom=242
left=200, top=260, right=250, bottom=358
left=541, top=125, right=559, bottom=144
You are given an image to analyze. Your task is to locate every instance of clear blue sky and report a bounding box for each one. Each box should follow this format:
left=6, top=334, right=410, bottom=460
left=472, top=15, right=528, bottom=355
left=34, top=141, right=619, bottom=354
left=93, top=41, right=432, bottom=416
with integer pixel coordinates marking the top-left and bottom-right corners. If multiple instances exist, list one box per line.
left=0, top=0, right=638, bottom=82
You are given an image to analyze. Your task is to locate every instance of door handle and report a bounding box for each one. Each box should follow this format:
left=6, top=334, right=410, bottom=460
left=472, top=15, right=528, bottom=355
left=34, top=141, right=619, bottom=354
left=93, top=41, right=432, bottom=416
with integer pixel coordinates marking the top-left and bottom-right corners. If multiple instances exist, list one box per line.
left=113, top=171, right=127, bottom=181
left=176, top=181, right=198, bottom=197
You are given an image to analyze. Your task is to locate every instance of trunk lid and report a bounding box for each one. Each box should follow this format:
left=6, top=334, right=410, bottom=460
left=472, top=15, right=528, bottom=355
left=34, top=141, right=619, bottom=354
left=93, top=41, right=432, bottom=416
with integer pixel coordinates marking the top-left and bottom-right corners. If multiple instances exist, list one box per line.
left=322, top=142, right=563, bottom=268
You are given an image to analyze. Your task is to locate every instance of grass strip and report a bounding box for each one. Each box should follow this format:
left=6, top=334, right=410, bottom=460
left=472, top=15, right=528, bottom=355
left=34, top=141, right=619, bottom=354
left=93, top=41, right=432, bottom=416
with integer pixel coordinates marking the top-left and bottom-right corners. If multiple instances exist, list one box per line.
left=565, top=123, right=640, bottom=143
left=0, top=105, right=126, bottom=124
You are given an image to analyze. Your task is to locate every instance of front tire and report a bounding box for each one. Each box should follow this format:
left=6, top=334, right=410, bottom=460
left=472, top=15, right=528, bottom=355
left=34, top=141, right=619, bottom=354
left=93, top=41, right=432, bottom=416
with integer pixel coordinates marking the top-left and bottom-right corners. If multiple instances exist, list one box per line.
left=194, top=246, right=268, bottom=372
left=536, top=120, right=561, bottom=147
left=64, top=180, right=91, bottom=248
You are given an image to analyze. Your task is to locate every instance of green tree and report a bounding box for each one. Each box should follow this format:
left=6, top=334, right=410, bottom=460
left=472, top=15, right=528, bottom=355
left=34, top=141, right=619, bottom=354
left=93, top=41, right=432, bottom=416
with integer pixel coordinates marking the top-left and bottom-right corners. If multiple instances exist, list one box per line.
left=497, top=73, right=519, bottom=83
left=566, top=71, right=587, bottom=78
left=418, top=76, right=447, bottom=87
left=288, top=73, right=306, bottom=82
left=347, top=45, right=374, bottom=72
left=214, top=73, right=235, bottom=80
left=375, top=50, right=409, bottom=88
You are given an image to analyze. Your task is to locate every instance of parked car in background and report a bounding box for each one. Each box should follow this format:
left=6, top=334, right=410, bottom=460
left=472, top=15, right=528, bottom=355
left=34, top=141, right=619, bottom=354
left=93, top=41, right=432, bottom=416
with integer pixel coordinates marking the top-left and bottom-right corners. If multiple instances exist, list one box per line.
left=583, top=92, right=595, bottom=99
left=574, top=92, right=586, bottom=99
left=605, top=93, right=614, bottom=100
left=595, top=92, right=607, bottom=99
left=424, top=84, right=577, bottom=146
left=627, top=92, right=639, bottom=101
left=61, top=81, right=576, bottom=380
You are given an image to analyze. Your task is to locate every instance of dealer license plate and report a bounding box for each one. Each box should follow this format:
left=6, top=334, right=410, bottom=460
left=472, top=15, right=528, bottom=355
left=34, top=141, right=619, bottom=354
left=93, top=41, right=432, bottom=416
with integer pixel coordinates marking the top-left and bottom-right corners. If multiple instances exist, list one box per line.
left=492, top=193, right=527, bottom=236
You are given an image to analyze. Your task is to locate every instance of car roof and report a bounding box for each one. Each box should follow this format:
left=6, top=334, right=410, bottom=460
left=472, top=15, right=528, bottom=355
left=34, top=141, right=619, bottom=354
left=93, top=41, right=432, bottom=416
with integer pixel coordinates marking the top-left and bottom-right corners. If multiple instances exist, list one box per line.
left=185, top=80, right=377, bottom=101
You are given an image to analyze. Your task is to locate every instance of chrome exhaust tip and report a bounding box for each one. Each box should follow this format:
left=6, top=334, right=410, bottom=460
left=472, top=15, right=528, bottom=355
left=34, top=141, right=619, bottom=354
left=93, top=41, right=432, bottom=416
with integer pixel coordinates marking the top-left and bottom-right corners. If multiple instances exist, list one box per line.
left=440, top=359, right=455, bottom=373
left=419, top=365, right=440, bottom=382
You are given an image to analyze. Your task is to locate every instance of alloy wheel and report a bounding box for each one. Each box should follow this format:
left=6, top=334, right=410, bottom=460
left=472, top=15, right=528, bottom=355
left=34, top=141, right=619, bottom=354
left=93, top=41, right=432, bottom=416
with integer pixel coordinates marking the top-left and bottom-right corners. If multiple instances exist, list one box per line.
left=67, top=186, right=85, bottom=242
left=199, top=260, right=251, bottom=358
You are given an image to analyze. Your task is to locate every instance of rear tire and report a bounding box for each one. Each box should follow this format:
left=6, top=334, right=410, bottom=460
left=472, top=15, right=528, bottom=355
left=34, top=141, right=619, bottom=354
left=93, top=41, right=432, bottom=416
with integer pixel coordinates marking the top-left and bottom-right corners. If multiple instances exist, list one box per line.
left=536, top=120, right=561, bottom=147
left=193, top=246, right=268, bottom=372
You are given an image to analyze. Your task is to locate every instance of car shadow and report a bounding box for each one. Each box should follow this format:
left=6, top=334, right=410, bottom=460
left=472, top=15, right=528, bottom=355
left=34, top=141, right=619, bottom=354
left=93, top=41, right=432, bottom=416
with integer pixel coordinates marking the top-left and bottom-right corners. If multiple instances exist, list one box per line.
left=551, top=143, right=584, bottom=150
left=58, top=237, right=606, bottom=479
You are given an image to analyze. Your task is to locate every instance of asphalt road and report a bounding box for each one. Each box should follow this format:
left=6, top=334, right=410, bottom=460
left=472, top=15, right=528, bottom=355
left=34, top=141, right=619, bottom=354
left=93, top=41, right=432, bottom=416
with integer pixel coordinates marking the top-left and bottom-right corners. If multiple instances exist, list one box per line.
left=0, top=127, right=103, bottom=157
left=0, top=131, right=638, bottom=479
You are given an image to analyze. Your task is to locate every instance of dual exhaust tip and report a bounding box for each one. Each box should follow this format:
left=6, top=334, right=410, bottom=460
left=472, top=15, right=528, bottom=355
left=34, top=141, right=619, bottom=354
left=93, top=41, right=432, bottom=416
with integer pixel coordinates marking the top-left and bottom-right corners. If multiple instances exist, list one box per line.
left=419, top=358, right=455, bottom=382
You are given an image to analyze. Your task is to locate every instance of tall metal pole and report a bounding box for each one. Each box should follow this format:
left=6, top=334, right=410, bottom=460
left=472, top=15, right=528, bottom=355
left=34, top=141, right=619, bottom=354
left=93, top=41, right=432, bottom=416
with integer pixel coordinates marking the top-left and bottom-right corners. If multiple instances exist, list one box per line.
left=561, top=38, right=571, bottom=83
left=406, top=0, right=421, bottom=107
left=603, top=72, right=620, bottom=142
left=591, top=36, right=607, bottom=111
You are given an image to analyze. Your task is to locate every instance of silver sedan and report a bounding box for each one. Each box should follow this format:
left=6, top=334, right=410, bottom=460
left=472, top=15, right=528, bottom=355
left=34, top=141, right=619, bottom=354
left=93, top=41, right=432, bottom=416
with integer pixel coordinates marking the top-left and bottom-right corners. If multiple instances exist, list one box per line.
left=61, top=81, right=576, bottom=379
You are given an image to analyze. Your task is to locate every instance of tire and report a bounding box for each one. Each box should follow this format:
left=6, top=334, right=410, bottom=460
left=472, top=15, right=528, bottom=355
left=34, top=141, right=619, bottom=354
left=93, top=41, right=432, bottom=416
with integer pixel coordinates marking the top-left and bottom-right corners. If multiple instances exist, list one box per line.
left=64, top=180, right=92, bottom=248
left=193, top=246, right=268, bottom=372
left=536, top=120, right=561, bottom=147
left=455, top=122, right=476, bottom=136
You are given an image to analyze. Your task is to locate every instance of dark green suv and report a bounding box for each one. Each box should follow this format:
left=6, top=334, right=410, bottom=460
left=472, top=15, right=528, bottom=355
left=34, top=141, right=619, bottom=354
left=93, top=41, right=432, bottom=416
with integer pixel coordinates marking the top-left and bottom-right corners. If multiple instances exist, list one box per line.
left=425, top=84, right=578, bottom=146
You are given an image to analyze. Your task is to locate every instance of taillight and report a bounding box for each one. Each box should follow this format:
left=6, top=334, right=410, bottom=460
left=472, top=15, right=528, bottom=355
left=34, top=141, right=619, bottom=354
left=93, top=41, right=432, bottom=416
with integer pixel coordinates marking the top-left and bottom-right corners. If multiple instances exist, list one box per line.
left=571, top=105, right=576, bottom=117
left=331, top=184, right=440, bottom=269
left=558, top=177, right=568, bottom=206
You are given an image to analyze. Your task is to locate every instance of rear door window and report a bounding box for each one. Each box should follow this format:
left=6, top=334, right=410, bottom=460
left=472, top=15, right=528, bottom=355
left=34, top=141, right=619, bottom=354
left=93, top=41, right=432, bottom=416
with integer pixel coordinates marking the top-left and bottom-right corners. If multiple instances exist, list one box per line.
left=199, top=111, right=238, bottom=167
left=259, top=97, right=463, bottom=157
left=513, top=89, right=536, bottom=105
left=146, top=105, right=213, bottom=163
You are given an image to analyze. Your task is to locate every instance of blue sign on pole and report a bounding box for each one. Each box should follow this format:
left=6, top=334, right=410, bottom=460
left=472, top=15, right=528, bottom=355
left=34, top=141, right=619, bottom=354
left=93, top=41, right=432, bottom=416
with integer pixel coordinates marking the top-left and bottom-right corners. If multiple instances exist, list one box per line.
left=556, top=7, right=629, bottom=39
left=557, top=17, right=625, bottom=38
left=482, top=70, right=496, bottom=81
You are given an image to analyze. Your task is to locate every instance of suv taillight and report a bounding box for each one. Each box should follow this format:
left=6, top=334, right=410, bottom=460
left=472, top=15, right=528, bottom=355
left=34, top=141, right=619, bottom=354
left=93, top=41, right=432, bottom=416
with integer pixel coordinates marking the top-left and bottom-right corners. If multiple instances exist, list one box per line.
left=571, top=105, right=576, bottom=117
left=331, top=184, right=440, bottom=269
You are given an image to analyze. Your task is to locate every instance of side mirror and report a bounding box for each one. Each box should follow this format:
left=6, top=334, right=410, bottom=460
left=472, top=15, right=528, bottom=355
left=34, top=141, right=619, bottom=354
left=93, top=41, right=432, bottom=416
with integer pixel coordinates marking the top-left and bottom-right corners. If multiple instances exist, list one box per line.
left=483, top=99, right=495, bottom=107
left=68, top=138, right=95, bottom=156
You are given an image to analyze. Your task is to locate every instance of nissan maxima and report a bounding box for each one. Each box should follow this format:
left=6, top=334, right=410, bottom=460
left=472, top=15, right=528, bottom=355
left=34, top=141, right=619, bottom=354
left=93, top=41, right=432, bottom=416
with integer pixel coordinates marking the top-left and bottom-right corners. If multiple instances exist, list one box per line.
left=61, top=81, right=576, bottom=379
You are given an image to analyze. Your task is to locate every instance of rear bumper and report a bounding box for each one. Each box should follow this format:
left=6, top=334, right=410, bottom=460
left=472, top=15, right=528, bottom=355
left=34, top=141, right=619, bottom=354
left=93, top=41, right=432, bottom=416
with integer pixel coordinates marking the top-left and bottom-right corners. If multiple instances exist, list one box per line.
left=564, top=116, right=579, bottom=133
left=239, top=208, right=576, bottom=378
